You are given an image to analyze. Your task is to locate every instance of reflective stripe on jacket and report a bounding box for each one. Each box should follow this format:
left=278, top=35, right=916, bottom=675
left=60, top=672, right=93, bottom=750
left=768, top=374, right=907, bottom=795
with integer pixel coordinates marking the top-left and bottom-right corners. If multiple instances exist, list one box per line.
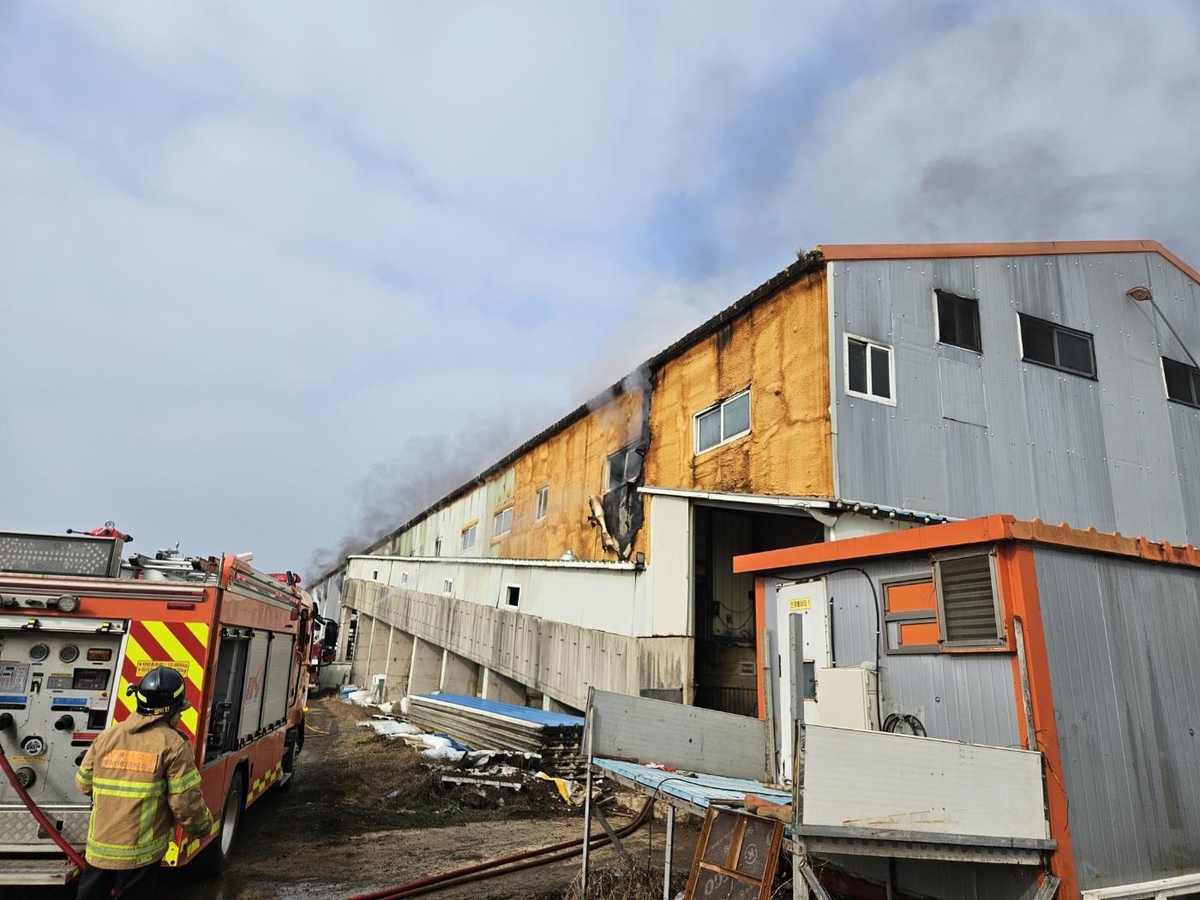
left=76, top=712, right=214, bottom=869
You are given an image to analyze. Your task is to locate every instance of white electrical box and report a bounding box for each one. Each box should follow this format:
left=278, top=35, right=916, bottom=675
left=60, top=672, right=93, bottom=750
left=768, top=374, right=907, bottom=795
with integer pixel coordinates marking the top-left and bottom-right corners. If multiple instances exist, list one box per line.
left=816, top=667, right=878, bottom=730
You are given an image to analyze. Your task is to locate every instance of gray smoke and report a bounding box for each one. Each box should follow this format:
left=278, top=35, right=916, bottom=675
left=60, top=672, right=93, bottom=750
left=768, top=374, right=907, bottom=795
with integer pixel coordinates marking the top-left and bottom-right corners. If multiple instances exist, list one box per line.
left=306, top=414, right=541, bottom=579
left=768, top=1, right=1200, bottom=265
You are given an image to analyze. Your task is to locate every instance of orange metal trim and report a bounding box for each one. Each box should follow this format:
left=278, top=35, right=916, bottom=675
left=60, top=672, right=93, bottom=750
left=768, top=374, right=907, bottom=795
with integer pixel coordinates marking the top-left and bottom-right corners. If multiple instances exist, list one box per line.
left=734, top=515, right=1015, bottom=573
left=1000, top=544, right=1079, bottom=899
left=818, top=240, right=1200, bottom=287
left=735, top=514, right=1200, bottom=574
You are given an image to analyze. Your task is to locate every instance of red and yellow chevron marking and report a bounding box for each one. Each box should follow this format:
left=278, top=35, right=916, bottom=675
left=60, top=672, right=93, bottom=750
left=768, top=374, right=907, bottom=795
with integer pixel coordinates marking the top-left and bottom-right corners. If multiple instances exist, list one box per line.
left=115, top=621, right=209, bottom=740
left=247, top=760, right=283, bottom=804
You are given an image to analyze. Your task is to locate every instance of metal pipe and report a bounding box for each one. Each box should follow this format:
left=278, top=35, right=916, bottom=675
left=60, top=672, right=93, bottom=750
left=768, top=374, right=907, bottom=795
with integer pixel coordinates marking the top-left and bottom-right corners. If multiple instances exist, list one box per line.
left=581, top=698, right=596, bottom=894
left=1014, top=616, right=1038, bottom=751
left=662, top=808, right=675, bottom=900
left=1149, top=298, right=1200, bottom=368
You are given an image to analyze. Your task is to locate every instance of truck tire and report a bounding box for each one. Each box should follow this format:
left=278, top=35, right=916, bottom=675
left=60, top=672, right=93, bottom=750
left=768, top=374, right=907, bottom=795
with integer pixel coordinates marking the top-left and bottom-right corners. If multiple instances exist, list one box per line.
left=275, top=743, right=296, bottom=793
left=194, top=771, right=244, bottom=877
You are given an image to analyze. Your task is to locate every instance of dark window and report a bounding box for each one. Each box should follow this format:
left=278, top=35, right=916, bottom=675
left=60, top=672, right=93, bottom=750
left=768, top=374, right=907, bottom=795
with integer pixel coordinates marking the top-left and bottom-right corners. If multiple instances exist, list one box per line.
left=847, top=339, right=868, bottom=394
left=935, top=552, right=1003, bottom=647
left=846, top=336, right=893, bottom=402
left=1163, top=357, right=1200, bottom=407
left=1019, top=314, right=1096, bottom=377
left=606, top=446, right=641, bottom=490
left=870, top=345, right=891, bottom=400
left=935, top=290, right=982, bottom=352
left=506, top=585, right=520, bottom=607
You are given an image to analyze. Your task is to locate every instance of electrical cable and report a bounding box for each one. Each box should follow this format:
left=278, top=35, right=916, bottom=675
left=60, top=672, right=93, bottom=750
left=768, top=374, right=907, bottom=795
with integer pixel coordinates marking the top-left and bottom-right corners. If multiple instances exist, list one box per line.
left=777, top=566, right=885, bottom=726
left=881, top=713, right=926, bottom=737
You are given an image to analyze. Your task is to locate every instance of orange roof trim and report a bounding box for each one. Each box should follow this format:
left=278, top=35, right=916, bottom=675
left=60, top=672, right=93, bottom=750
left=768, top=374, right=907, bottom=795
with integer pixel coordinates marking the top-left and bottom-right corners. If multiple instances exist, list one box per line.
left=733, top=514, right=1200, bottom=573
left=818, top=240, right=1200, bottom=286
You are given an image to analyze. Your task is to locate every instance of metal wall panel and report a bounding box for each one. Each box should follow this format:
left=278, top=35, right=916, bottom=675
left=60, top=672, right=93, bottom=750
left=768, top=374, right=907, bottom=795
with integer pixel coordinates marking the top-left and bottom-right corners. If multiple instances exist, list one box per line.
left=260, top=633, right=294, bottom=728
left=237, top=632, right=269, bottom=740
left=790, top=562, right=1020, bottom=749
left=1034, top=546, right=1200, bottom=890
left=1171, top=405, right=1200, bottom=540
left=344, top=578, right=690, bottom=712
left=830, top=252, right=1199, bottom=544
left=586, top=689, right=771, bottom=782
left=802, top=724, right=1047, bottom=839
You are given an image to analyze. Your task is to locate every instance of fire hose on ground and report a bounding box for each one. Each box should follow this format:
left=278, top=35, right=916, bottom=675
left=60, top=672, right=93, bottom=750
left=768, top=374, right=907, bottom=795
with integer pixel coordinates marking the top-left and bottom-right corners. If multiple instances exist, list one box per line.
left=342, top=796, right=654, bottom=900
left=0, top=737, right=89, bottom=872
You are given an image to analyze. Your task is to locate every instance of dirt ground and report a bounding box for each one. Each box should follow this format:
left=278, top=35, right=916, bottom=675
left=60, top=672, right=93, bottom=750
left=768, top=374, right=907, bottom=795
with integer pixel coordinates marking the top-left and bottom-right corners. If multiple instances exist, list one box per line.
left=165, top=694, right=704, bottom=900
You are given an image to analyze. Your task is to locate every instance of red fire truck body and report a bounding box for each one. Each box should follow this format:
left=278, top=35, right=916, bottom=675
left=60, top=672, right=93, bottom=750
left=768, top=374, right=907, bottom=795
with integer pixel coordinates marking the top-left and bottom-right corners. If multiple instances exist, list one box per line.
left=0, top=529, right=314, bottom=884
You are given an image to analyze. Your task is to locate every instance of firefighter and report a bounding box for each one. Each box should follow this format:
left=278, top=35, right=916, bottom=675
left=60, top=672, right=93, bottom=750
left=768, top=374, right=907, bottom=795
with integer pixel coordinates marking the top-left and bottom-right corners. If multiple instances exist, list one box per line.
left=75, top=666, right=215, bottom=900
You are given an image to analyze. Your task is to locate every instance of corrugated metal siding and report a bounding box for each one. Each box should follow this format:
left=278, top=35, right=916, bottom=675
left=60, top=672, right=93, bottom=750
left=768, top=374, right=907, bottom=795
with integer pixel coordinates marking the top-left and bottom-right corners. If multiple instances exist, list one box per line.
left=1171, top=404, right=1200, bottom=539
left=830, top=253, right=1199, bottom=544
left=784, top=556, right=1031, bottom=900
left=819, top=561, right=1021, bottom=748
left=1034, top=547, right=1200, bottom=889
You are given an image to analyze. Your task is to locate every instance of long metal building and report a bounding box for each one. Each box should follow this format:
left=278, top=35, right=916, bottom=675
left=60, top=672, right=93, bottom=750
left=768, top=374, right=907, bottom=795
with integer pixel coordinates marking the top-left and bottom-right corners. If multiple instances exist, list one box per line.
left=313, top=241, right=1198, bottom=714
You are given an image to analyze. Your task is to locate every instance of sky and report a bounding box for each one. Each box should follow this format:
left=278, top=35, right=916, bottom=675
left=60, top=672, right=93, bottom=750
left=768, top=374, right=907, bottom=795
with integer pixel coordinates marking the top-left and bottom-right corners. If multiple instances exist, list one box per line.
left=2, top=1, right=1197, bottom=578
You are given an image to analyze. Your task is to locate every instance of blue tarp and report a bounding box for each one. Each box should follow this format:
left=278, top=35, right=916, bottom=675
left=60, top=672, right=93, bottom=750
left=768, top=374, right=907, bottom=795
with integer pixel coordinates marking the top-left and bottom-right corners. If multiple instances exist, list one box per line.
left=414, top=692, right=585, bottom=728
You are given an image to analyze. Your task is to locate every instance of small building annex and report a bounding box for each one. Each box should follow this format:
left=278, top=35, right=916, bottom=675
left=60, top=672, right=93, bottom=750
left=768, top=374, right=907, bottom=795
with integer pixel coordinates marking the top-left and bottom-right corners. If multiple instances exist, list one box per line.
left=313, top=241, right=1200, bottom=719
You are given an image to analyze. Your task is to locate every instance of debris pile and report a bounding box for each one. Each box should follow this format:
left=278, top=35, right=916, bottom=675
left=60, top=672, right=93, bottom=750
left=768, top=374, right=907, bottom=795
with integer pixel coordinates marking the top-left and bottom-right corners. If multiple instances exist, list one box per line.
left=403, top=692, right=586, bottom=778
left=343, top=690, right=589, bottom=807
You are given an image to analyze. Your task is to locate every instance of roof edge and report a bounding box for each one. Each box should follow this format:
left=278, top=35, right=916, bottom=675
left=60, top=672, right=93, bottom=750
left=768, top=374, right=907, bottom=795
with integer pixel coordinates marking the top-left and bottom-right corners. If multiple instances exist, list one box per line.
left=818, top=240, right=1200, bottom=286
left=315, top=251, right=828, bottom=579
left=734, top=514, right=1200, bottom=573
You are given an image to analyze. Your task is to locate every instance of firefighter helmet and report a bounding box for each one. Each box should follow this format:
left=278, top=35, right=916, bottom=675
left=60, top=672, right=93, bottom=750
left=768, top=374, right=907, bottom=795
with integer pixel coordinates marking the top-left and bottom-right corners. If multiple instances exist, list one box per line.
left=129, top=666, right=190, bottom=716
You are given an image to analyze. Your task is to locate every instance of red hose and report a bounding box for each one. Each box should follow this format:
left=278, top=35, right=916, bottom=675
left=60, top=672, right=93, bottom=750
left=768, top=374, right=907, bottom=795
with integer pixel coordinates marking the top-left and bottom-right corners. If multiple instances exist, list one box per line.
left=343, top=798, right=653, bottom=900
left=0, top=739, right=88, bottom=872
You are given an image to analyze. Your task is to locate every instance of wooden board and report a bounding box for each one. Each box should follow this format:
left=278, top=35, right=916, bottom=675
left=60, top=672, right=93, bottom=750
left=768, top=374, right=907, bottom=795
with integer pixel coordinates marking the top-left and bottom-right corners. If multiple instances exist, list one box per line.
left=683, top=808, right=784, bottom=900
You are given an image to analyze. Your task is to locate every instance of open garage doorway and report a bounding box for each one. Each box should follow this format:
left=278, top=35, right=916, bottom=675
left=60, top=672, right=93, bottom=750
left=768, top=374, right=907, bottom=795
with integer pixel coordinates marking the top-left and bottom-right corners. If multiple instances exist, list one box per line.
left=692, top=504, right=823, bottom=716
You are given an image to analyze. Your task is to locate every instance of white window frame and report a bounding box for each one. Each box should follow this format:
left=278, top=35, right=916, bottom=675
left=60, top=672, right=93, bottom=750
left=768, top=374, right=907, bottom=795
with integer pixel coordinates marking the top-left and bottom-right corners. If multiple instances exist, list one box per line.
left=693, top=389, right=752, bottom=455
left=844, top=333, right=896, bottom=406
left=535, top=486, right=549, bottom=521
left=492, top=506, right=513, bottom=538
left=460, top=523, right=477, bottom=551
left=505, top=584, right=521, bottom=607
left=442, top=578, right=454, bottom=596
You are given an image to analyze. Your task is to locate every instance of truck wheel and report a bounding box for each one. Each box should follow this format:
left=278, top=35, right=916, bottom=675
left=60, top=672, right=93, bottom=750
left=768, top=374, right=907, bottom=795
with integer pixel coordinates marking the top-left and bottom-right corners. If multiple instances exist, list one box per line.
left=195, top=771, right=244, bottom=876
left=275, top=744, right=296, bottom=793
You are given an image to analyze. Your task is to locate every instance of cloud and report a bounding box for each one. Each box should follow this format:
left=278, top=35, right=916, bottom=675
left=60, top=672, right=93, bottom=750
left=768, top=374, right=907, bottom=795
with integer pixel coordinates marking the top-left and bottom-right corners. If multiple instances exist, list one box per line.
left=5, top=2, right=1196, bottom=576
left=779, top=0, right=1200, bottom=262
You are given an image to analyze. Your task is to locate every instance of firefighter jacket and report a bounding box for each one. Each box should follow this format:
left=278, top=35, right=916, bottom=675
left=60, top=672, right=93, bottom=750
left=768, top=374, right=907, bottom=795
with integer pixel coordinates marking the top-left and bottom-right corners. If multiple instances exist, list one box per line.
left=75, top=711, right=214, bottom=869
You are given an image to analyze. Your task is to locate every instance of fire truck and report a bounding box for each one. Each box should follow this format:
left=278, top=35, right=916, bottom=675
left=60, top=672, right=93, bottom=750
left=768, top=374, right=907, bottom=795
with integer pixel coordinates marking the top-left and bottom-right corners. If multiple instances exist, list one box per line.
left=0, top=525, right=317, bottom=885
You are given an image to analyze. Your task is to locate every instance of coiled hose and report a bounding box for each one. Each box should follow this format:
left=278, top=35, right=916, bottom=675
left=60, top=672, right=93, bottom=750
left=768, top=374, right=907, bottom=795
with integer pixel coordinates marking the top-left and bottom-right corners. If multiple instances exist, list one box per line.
left=342, top=797, right=653, bottom=900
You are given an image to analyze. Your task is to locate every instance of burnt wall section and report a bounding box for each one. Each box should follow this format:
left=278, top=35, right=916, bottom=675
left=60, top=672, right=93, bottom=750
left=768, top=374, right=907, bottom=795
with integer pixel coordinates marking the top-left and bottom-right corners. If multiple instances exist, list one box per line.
left=647, top=266, right=833, bottom=499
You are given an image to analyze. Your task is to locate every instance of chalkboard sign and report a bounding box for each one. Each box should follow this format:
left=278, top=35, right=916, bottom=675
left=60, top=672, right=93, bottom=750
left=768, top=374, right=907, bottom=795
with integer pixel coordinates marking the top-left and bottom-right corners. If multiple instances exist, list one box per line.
left=684, top=807, right=784, bottom=900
